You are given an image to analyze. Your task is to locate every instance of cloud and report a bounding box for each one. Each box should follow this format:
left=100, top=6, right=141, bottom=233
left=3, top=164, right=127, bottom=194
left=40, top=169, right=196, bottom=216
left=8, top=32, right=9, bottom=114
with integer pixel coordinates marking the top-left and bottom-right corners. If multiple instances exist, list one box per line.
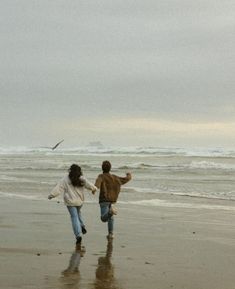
left=0, top=0, right=235, bottom=146
left=39, top=116, right=235, bottom=147
left=56, top=117, right=235, bottom=134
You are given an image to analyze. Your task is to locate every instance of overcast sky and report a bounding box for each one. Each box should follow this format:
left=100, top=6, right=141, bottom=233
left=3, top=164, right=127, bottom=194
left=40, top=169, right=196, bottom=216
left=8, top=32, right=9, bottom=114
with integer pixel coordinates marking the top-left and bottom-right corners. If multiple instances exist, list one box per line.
left=1, top=0, right=235, bottom=148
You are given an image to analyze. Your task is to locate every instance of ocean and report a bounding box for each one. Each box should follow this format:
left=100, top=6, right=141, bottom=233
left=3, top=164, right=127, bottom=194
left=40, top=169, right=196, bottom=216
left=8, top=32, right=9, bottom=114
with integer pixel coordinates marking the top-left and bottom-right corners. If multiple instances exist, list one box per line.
left=1, top=146, right=235, bottom=210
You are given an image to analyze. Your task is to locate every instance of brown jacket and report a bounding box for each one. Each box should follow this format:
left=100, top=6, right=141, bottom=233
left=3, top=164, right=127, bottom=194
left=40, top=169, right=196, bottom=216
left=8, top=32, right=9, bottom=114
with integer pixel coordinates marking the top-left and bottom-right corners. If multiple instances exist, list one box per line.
left=95, top=173, right=131, bottom=203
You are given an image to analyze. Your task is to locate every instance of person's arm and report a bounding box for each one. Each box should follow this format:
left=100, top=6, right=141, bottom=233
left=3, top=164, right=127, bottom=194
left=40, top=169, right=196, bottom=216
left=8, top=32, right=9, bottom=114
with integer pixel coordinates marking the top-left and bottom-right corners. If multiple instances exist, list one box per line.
left=48, top=178, right=65, bottom=199
left=118, top=172, right=132, bottom=185
left=81, top=176, right=97, bottom=194
left=94, top=174, right=102, bottom=189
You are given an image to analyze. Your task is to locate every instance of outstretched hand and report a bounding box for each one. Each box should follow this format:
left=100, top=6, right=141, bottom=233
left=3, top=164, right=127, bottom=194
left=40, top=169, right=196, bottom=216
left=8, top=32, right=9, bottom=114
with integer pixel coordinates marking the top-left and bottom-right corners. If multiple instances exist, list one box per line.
left=126, top=172, right=132, bottom=179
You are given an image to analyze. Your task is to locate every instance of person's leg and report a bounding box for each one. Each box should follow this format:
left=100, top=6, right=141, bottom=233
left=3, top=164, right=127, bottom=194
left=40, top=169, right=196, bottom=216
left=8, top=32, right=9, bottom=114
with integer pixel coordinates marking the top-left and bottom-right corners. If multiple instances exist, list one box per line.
left=76, top=206, right=87, bottom=234
left=67, top=206, right=82, bottom=239
left=76, top=206, right=85, bottom=227
left=100, top=202, right=114, bottom=235
left=100, top=202, right=110, bottom=222
left=107, top=214, right=114, bottom=235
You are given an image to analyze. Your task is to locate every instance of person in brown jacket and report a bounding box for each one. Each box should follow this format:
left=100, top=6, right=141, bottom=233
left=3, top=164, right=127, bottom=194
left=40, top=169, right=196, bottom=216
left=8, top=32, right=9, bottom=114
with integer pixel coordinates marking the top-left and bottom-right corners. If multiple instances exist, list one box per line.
left=95, top=160, right=132, bottom=240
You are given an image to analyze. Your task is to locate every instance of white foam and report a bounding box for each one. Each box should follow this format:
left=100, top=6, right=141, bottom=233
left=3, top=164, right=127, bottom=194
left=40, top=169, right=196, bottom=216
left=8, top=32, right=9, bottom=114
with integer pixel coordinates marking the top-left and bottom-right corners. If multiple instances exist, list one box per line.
left=1, top=146, right=235, bottom=157
left=0, top=191, right=45, bottom=201
left=125, top=198, right=235, bottom=211
left=123, top=186, right=155, bottom=193
left=172, top=191, right=235, bottom=201
left=189, top=161, right=235, bottom=170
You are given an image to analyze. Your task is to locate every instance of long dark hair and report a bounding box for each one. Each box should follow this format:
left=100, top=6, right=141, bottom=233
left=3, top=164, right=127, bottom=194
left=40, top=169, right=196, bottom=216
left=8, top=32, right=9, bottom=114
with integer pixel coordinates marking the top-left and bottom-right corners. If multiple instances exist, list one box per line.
left=68, top=164, right=84, bottom=187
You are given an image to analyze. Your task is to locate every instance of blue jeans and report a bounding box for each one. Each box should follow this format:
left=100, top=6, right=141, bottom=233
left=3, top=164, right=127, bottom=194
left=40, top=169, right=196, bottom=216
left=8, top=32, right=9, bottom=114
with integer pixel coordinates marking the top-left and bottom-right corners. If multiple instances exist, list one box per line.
left=100, top=202, right=114, bottom=234
left=67, top=206, right=84, bottom=238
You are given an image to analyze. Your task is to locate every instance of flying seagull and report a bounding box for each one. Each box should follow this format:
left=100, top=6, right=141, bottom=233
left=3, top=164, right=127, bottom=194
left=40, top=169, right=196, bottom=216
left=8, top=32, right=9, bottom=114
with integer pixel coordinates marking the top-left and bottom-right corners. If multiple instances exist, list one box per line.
left=41, top=139, right=64, bottom=150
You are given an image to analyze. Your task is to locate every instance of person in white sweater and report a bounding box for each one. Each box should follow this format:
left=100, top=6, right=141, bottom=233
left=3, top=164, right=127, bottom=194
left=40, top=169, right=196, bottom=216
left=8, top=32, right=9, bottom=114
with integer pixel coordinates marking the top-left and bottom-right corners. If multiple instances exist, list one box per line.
left=48, top=164, right=97, bottom=245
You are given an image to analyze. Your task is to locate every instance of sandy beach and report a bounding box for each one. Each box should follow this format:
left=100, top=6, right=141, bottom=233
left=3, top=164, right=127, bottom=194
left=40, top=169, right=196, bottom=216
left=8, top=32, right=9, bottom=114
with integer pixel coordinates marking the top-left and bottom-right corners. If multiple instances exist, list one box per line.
left=1, top=196, right=235, bottom=289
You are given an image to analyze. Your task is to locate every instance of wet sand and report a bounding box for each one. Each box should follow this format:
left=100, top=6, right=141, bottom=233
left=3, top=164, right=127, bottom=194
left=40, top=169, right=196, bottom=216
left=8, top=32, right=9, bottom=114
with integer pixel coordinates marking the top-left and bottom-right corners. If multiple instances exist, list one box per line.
left=1, top=197, right=235, bottom=289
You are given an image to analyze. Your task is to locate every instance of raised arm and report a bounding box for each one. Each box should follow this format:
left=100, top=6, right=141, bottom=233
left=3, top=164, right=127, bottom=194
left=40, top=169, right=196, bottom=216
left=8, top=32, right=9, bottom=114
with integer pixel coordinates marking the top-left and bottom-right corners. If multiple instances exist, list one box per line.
left=118, top=172, right=132, bottom=185
left=48, top=178, right=66, bottom=199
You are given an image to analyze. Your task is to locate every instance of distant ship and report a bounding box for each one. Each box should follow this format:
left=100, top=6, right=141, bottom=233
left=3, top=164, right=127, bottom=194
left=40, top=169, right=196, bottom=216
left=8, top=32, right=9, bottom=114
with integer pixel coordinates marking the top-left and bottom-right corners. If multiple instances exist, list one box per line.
left=88, top=141, right=104, bottom=148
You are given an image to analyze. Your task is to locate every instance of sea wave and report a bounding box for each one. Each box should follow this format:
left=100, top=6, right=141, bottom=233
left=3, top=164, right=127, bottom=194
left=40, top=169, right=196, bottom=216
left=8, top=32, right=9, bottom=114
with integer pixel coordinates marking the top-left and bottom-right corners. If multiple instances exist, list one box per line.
left=119, top=161, right=235, bottom=171
left=123, top=187, right=235, bottom=201
left=2, top=161, right=235, bottom=172
left=0, top=175, right=40, bottom=183
left=123, top=186, right=156, bottom=193
left=172, top=192, right=235, bottom=201
left=0, top=191, right=45, bottom=201
left=0, top=191, right=97, bottom=203
left=1, top=146, right=235, bottom=157
left=189, top=161, right=235, bottom=170
left=121, top=161, right=235, bottom=171
left=125, top=199, right=235, bottom=211
left=0, top=175, right=55, bottom=185
left=118, top=163, right=160, bottom=170
left=0, top=164, right=94, bottom=171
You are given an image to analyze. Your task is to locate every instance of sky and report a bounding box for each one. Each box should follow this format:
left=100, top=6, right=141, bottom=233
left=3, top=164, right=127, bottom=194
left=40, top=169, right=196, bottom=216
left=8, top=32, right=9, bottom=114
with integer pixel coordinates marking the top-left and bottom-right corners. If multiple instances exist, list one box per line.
left=0, top=0, right=235, bottom=148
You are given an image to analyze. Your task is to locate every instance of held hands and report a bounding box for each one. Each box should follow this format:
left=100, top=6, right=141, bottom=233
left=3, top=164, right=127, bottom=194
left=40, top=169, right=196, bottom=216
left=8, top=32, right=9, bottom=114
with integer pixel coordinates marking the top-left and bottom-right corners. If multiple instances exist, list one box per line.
left=92, top=187, right=97, bottom=195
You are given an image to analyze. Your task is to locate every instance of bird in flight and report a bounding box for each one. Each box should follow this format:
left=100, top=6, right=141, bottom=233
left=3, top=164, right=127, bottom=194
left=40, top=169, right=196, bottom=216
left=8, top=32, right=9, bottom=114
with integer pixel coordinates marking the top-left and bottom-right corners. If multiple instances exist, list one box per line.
left=41, top=140, right=64, bottom=150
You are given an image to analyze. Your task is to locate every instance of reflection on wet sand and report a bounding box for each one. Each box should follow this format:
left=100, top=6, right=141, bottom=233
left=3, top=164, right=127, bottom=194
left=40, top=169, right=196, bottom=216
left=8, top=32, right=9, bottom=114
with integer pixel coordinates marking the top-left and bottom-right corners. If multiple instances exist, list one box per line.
left=46, top=241, right=122, bottom=289
left=59, top=245, right=85, bottom=289
left=94, top=240, right=121, bottom=289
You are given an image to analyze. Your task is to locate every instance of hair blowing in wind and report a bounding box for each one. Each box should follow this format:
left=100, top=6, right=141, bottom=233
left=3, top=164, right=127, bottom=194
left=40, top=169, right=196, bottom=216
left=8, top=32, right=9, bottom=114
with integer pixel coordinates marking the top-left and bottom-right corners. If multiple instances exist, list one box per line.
left=69, top=164, right=84, bottom=187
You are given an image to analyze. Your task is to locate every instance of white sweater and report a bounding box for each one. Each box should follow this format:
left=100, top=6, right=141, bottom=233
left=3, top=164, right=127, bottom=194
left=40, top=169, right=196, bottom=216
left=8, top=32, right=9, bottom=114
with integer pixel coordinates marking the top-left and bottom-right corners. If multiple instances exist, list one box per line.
left=49, top=175, right=97, bottom=206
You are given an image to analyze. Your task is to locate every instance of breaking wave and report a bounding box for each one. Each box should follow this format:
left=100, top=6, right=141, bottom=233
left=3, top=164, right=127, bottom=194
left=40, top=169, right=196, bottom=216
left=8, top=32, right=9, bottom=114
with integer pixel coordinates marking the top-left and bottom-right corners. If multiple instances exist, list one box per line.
left=125, top=199, right=235, bottom=211
left=1, top=146, right=235, bottom=158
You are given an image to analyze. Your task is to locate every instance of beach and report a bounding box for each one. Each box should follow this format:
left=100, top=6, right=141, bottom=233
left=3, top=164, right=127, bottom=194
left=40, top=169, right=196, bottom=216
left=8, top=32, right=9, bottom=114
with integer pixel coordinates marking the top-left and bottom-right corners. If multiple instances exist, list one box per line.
left=1, top=146, right=235, bottom=288
left=1, top=196, right=235, bottom=289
